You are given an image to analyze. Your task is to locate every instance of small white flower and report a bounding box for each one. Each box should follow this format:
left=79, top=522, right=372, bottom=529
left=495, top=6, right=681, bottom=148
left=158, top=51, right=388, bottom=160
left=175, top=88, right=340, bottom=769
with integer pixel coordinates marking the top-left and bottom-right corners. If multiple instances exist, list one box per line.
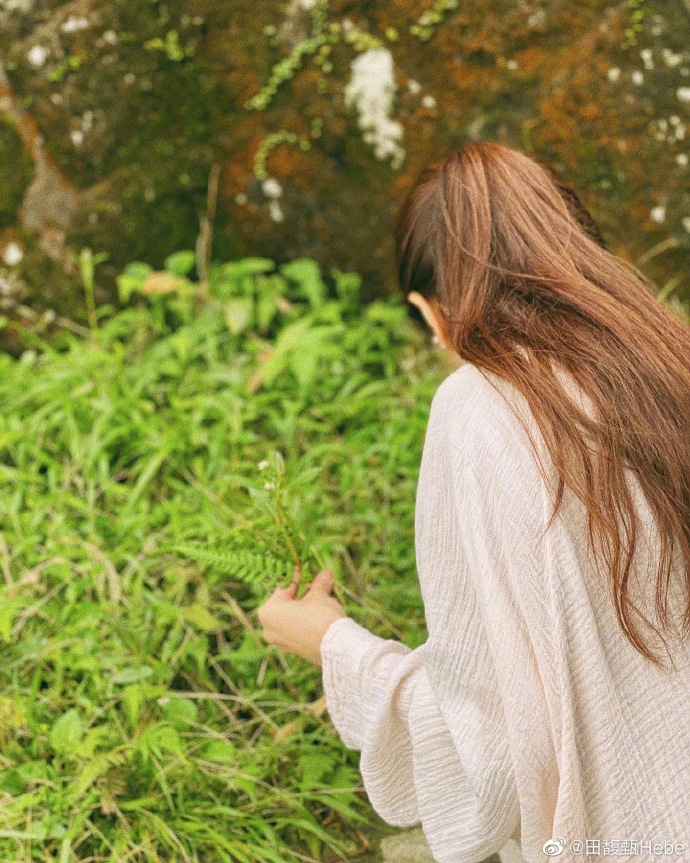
left=70, top=129, right=84, bottom=147
left=527, top=9, right=547, bottom=28
left=682, top=216, right=690, bottom=234
left=662, top=48, right=683, bottom=68
left=676, top=153, right=689, bottom=166
left=268, top=200, right=284, bottom=222
left=263, top=481, right=276, bottom=491
left=262, top=177, right=283, bottom=198
left=639, top=49, right=654, bottom=70
left=650, top=205, right=666, bottom=223
left=607, top=67, right=621, bottom=83
left=506, top=59, right=518, bottom=70
left=235, top=192, right=248, bottom=205
left=677, top=87, right=690, bottom=103
left=27, top=45, right=49, bottom=67
left=407, top=79, right=421, bottom=95
left=631, top=70, right=644, bottom=85
left=61, top=16, right=89, bottom=33
left=103, top=30, right=118, bottom=45
left=258, top=460, right=269, bottom=470
left=421, top=94, right=436, bottom=109
left=2, top=242, right=24, bottom=267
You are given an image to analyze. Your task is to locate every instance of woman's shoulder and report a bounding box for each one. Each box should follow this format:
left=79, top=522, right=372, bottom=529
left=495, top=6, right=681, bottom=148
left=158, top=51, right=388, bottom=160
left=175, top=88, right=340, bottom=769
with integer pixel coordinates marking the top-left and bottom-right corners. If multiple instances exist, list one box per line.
left=429, top=361, right=547, bottom=474
left=431, top=362, right=529, bottom=438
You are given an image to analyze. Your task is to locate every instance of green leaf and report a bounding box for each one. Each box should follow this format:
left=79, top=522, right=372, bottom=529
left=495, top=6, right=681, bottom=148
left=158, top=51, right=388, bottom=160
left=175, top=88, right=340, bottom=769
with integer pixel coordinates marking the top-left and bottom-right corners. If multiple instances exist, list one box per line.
left=281, top=258, right=326, bottom=307
left=219, top=258, right=275, bottom=279
left=268, top=450, right=284, bottom=476
left=116, top=261, right=153, bottom=302
left=183, top=602, right=223, bottom=632
left=137, top=723, right=185, bottom=760
left=49, top=709, right=84, bottom=755
left=164, top=250, right=196, bottom=277
left=225, top=298, right=254, bottom=334
left=163, top=698, right=198, bottom=728
left=112, top=666, right=154, bottom=685
left=298, top=749, right=336, bottom=791
left=0, top=770, right=24, bottom=796
left=0, top=598, right=21, bottom=642
left=199, top=739, right=236, bottom=763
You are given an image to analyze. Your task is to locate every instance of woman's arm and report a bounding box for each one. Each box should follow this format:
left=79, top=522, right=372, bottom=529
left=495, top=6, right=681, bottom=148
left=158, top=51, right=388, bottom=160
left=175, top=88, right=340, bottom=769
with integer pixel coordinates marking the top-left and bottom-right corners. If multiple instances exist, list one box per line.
left=320, top=592, right=521, bottom=862
left=320, top=366, right=557, bottom=861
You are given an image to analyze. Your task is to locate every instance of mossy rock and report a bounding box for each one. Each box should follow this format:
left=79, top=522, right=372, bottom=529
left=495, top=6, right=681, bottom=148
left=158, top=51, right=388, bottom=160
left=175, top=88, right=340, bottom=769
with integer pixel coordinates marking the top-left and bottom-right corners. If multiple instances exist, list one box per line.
left=0, top=118, right=34, bottom=228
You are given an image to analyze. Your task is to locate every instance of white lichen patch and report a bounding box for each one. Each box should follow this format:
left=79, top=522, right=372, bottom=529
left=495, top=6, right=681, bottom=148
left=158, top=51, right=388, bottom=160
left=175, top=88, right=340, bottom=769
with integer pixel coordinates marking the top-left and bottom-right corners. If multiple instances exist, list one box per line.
left=61, top=16, right=89, bottom=33
left=262, top=177, right=283, bottom=198
left=268, top=201, right=284, bottom=223
left=662, top=48, right=684, bottom=68
left=527, top=9, right=547, bottom=28
left=27, top=45, right=49, bottom=68
left=639, top=49, right=654, bottom=70
left=344, top=48, right=405, bottom=169
left=2, top=242, right=24, bottom=267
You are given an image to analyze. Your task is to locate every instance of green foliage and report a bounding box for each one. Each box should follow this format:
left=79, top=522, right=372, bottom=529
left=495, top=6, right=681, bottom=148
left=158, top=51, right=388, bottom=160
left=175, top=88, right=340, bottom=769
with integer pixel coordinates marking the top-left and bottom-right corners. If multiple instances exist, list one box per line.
left=253, top=131, right=312, bottom=182
left=410, top=0, right=461, bottom=41
left=622, top=0, right=647, bottom=49
left=172, top=545, right=293, bottom=590
left=0, top=252, right=443, bottom=861
left=46, top=55, right=83, bottom=83
left=143, top=31, right=196, bottom=62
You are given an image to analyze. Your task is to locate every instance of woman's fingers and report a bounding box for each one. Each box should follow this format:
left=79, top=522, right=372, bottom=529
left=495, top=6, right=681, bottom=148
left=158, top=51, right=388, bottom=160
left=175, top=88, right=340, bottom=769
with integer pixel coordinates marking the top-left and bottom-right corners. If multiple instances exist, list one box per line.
left=271, top=564, right=302, bottom=599
left=306, top=569, right=333, bottom=596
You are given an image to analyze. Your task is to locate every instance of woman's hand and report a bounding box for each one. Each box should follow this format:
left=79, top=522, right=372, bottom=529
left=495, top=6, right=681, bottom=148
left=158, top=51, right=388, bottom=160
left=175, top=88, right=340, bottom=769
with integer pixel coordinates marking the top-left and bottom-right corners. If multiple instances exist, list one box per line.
left=256, top=567, right=347, bottom=666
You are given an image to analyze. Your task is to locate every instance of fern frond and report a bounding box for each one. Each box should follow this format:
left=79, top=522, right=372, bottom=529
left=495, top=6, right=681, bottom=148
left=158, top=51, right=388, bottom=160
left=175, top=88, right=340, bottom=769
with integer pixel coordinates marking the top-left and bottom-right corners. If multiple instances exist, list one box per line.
left=173, top=544, right=293, bottom=588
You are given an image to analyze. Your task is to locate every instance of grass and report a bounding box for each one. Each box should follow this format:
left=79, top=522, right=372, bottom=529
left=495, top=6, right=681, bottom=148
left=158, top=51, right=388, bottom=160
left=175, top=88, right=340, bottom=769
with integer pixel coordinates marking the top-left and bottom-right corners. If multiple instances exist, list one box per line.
left=0, top=252, right=447, bottom=863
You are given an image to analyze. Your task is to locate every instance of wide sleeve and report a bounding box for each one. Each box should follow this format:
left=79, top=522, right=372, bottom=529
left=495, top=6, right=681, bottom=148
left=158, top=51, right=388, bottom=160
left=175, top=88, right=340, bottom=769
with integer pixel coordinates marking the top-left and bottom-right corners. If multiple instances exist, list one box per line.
left=320, top=367, right=555, bottom=863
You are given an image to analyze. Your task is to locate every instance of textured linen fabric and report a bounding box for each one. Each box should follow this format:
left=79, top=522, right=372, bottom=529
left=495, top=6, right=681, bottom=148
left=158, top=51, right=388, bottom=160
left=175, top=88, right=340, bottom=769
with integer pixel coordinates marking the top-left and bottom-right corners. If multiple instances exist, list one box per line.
left=320, top=361, right=690, bottom=863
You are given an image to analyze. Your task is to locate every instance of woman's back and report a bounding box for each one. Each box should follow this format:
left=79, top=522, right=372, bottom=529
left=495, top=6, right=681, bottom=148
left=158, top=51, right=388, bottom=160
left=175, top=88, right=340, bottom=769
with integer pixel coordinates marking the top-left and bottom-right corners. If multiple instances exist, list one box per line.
left=419, top=361, right=690, bottom=861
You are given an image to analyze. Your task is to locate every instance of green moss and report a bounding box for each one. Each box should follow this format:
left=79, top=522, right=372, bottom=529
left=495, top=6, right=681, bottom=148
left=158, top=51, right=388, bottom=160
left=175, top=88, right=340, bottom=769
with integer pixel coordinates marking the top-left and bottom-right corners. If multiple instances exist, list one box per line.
left=0, top=119, right=34, bottom=228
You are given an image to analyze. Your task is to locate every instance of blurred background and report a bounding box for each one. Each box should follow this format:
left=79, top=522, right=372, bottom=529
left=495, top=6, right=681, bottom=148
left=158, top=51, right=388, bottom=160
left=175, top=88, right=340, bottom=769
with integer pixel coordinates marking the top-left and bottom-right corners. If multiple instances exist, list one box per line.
left=1, top=0, right=689, bottom=351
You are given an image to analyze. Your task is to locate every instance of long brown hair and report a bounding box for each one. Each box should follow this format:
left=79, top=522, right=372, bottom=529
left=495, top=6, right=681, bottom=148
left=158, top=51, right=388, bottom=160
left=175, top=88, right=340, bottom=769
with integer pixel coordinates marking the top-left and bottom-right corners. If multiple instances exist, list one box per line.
left=395, top=141, right=690, bottom=670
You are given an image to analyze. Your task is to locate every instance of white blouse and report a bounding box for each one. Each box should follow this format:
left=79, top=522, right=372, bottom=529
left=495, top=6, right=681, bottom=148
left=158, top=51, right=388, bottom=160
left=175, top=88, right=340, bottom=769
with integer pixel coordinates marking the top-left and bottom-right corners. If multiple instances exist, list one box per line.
left=320, top=361, right=690, bottom=863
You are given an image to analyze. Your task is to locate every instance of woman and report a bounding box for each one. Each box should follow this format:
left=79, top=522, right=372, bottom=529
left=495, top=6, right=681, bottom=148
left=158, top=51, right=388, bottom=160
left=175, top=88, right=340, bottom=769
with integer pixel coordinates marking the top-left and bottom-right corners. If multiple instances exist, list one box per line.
left=256, top=142, right=690, bottom=863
